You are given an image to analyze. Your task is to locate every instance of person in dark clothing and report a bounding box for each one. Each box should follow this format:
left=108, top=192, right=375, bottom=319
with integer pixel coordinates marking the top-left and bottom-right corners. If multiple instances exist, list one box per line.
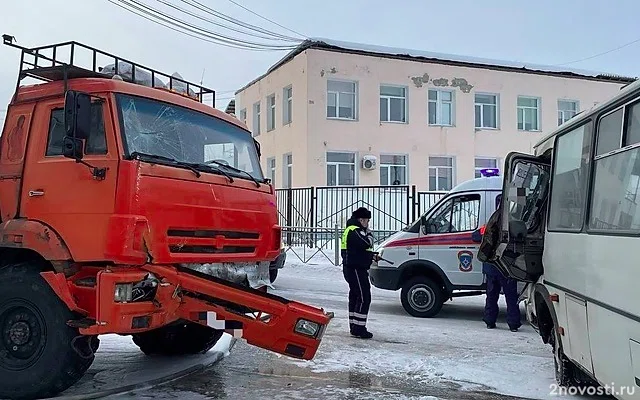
left=341, top=207, right=380, bottom=339
left=482, top=261, right=522, bottom=331
left=479, top=198, right=522, bottom=332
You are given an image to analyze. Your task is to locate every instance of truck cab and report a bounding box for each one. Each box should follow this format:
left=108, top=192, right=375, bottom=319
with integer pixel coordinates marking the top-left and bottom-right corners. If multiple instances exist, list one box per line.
left=370, top=169, right=526, bottom=317
left=0, top=36, right=332, bottom=400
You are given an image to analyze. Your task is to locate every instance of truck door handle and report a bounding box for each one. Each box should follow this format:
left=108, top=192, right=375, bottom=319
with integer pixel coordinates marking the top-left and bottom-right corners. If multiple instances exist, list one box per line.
left=409, top=252, right=416, bottom=256
left=29, top=190, right=45, bottom=197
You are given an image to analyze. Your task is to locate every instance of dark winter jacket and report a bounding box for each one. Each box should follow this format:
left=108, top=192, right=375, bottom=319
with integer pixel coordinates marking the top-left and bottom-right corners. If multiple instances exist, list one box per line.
left=341, top=218, right=375, bottom=270
left=478, top=207, right=501, bottom=263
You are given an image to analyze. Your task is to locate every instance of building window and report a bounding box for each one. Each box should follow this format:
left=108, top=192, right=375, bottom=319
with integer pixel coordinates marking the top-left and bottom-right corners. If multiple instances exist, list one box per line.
left=326, top=151, right=356, bottom=186
left=239, top=108, right=247, bottom=125
left=428, top=89, right=454, bottom=126
left=267, top=157, right=276, bottom=186
left=380, top=154, right=407, bottom=185
left=380, top=85, right=407, bottom=123
left=589, top=103, right=640, bottom=232
left=474, top=157, right=498, bottom=178
left=266, top=94, right=276, bottom=131
left=558, top=100, right=579, bottom=126
left=283, top=86, right=292, bottom=125
left=548, top=121, right=592, bottom=231
left=428, top=156, right=454, bottom=191
left=517, top=96, right=540, bottom=131
left=475, top=94, right=498, bottom=129
left=327, top=80, right=357, bottom=120
left=252, top=102, right=260, bottom=136
left=282, top=153, right=292, bottom=188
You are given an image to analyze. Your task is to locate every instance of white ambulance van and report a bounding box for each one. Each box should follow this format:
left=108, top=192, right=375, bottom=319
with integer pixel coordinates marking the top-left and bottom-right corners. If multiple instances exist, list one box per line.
left=370, top=169, right=526, bottom=317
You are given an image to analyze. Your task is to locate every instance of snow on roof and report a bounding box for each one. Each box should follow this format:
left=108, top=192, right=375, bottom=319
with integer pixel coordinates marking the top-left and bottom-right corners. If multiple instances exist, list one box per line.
left=237, top=38, right=636, bottom=94
left=451, top=176, right=503, bottom=193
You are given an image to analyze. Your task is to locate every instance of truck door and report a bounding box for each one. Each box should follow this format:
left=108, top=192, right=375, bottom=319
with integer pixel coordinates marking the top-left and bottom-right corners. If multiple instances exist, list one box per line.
left=20, top=96, right=119, bottom=261
left=490, top=152, right=551, bottom=282
left=419, top=192, right=484, bottom=286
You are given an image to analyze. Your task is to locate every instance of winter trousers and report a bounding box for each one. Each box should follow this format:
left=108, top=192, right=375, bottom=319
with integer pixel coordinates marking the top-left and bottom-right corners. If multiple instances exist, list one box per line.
left=343, top=266, right=371, bottom=333
left=484, top=273, right=521, bottom=329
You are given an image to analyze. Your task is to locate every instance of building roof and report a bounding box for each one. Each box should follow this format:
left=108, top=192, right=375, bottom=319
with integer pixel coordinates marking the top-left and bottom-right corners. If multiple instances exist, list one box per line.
left=236, top=38, right=636, bottom=94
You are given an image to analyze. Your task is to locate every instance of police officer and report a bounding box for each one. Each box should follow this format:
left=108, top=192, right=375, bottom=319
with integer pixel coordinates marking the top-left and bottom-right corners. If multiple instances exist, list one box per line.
left=340, top=207, right=379, bottom=339
left=482, top=261, right=521, bottom=331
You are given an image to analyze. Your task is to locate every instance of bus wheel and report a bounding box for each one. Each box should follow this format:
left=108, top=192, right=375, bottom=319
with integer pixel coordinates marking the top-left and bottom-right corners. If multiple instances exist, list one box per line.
left=132, top=322, right=223, bottom=355
left=0, top=263, right=96, bottom=399
left=400, top=276, right=444, bottom=318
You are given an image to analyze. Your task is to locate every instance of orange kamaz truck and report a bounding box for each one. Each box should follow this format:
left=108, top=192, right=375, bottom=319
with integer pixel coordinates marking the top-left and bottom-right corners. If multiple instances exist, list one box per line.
left=0, top=35, right=332, bottom=399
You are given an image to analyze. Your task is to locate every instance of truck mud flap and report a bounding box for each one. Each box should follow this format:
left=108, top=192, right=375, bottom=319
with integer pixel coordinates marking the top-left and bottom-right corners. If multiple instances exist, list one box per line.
left=144, top=265, right=334, bottom=360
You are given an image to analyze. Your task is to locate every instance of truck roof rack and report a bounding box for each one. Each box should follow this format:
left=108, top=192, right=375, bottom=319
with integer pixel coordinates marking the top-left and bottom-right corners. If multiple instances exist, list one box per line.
left=3, top=34, right=216, bottom=107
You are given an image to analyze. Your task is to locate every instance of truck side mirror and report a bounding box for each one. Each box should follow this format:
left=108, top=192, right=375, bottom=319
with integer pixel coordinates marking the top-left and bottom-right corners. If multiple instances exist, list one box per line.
left=62, top=136, right=84, bottom=160
left=420, top=215, right=429, bottom=234
left=63, top=90, right=91, bottom=160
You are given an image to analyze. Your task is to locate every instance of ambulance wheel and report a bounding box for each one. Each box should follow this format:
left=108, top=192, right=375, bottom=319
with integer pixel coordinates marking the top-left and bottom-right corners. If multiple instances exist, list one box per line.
left=132, top=322, right=223, bottom=355
left=0, top=262, right=97, bottom=399
left=401, top=276, right=444, bottom=318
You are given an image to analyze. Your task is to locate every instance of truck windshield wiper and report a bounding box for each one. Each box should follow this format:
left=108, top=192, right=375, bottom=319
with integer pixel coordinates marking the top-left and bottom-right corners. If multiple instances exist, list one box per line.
left=129, top=151, right=201, bottom=178
left=204, top=160, right=260, bottom=187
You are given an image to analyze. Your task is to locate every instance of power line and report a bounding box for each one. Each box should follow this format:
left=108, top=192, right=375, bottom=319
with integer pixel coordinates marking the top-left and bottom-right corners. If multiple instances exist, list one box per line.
left=108, top=0, right=298, bottom=51
left=120, top=0, right=298, bottom=48
left=179, top=0, right=303, bottom=41
left=556, top=37, right=640, bottom=66
left=225, top=0, right=307, bottom=39
left=155, top=0, right=300, bottom=42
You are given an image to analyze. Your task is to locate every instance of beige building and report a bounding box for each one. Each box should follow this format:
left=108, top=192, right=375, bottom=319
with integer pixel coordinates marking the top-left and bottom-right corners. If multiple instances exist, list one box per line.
left=235, top=38, right=634, bottom=191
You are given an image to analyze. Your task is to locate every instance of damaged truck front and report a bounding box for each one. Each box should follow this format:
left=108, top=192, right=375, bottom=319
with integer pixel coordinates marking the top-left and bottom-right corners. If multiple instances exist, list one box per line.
left=0, top=36, right=332, bottom=400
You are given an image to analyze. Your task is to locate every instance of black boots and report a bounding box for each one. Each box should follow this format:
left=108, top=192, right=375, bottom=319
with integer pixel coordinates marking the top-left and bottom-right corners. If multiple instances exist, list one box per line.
left=350, top=325, right=373, bottom=339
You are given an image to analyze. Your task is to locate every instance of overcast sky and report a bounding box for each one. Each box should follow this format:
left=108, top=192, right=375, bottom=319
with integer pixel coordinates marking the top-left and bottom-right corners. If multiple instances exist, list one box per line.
left=0, top=0, right=638, bottom=122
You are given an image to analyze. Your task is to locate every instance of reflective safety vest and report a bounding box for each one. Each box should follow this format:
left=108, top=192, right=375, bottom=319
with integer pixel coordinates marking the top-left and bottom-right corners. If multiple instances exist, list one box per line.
left=340, top=225, right=374, bottom=252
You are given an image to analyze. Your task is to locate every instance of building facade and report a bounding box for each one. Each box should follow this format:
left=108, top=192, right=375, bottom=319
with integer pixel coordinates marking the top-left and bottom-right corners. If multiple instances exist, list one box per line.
left=235, top=39, right=634, bottom=191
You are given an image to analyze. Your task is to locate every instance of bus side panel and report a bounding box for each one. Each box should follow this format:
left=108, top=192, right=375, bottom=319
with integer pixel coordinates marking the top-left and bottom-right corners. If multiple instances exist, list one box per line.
left=588, top=303, right=640, bottom=399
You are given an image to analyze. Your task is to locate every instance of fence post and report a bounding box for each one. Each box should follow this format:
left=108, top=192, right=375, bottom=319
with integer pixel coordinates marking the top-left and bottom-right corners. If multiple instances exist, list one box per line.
left=286, top=187, right=293, bottom=246
left=334, top=223, right=340, bottom=266
left=310, top=186, right=316, bottom=248
left=411, top=185, right=417, bottom=222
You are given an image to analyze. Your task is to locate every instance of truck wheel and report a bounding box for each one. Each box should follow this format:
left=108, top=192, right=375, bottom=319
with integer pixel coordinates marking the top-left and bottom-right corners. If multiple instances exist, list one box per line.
left=400, top=276, right=444, bottom=318
left=132, top=321, right=223, bottom=355
left=0, top=262, right=96, bottom=399
left=269, top=268, right=278, bottom=283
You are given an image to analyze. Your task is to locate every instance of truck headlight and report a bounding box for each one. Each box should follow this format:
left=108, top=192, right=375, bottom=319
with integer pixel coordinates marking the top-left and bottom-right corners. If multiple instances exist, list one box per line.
left=294, top=319, right=321, bottom=338
left=114, top=283, right=133, bottom=303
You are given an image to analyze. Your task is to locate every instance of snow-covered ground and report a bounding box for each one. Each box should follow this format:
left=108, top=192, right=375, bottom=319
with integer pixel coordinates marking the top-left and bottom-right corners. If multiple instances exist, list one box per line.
left=257, top=250, right=601, bottom=400
left=54, top=250, right=606, bottom=399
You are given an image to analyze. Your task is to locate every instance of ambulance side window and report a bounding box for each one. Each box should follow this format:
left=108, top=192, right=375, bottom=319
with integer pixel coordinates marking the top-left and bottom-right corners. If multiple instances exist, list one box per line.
left=425, top=194, right=481, bottom=234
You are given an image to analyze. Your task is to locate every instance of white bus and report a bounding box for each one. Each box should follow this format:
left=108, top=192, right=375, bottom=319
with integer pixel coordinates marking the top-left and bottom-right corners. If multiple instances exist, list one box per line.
left=484, top=79, right=640, bottom=399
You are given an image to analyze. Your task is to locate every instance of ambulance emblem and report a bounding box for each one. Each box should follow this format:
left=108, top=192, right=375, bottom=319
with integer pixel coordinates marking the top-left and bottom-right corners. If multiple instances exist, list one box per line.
left=458, top=250, right=473, bottom=272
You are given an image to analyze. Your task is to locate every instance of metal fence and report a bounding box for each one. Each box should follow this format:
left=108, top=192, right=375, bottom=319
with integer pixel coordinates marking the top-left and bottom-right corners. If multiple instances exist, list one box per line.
left=276, top=185, right=447, bottom=264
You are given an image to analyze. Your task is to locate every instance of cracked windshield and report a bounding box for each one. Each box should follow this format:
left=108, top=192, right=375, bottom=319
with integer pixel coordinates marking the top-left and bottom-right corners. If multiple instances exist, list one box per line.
left=116, top=94, right=263, bottom=181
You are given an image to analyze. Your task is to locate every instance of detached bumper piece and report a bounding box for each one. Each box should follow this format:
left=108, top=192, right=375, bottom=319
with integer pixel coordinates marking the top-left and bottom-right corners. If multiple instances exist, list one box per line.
left=73, top=265, right=333, bottom=360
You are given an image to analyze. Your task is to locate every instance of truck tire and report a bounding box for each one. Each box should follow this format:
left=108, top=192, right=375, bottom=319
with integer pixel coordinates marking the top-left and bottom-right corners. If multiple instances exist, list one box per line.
left=0, top=262, right=96, bottom=399
left=269, top=268, right=278, bottom=283
left=132, top=321, right=223, bottom=356
left=400, top=276, right=444, bottom=318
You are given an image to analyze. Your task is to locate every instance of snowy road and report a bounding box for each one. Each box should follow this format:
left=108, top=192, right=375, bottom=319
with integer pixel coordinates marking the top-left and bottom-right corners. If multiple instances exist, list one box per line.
left=106, top=252, right=606, bottom=400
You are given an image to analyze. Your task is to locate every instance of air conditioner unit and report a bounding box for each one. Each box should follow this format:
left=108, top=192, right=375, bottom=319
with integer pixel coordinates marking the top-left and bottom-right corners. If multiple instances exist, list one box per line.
left=361, top=155, right=377, bottom=170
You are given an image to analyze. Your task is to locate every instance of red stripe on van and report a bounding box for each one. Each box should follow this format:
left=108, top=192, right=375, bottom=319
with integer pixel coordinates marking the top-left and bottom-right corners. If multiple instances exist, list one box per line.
left=384, top=232, right=475, bottom=248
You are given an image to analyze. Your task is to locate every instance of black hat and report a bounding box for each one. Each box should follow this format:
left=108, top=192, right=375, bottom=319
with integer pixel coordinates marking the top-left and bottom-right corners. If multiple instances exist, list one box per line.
left=352, top=207, right=371, bottom=219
